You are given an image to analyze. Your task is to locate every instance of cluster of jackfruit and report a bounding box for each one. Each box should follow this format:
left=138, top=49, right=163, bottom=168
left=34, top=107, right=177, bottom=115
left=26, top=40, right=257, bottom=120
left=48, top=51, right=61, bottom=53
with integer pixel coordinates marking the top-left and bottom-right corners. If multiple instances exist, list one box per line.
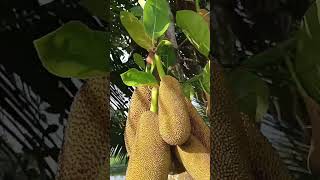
left=124, top=75, right=210, bottom=180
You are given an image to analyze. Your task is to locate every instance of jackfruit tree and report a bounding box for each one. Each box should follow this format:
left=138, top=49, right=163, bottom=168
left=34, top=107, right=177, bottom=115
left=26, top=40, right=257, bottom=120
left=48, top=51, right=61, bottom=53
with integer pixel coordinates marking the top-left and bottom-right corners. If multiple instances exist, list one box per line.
left=119, top=0, right=210, bottom=178
left=29, top=0, right=320, bottom=179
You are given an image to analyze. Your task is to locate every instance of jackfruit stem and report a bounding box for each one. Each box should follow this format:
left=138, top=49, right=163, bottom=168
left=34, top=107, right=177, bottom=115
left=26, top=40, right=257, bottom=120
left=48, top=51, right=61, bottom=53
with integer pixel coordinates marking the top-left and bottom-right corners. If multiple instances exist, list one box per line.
left=150, top=87, right=159, bottom=113
left=155, top=54, right=166, bottom=79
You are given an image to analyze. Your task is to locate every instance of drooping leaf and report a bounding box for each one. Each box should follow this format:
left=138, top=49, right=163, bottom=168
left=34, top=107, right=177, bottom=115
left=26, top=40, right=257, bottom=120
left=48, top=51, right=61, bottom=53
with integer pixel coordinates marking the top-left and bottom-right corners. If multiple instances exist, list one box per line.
left=121, top=68, right=158, bottom=86
left=201, top=62, right=210, bottom=93
left=130, top=6, right=143, bottom=17
left=80, top=0, right=108, bottom=22
left=133, top=53, right=145, bottom=70
left=176, top=10, right=210, bottom=57
left=227, top=70, right=269, bottom=122
left=120, top=11, right=154, bottom=51
left=295, top=0, right=320, bottom=103
left=143, top=0, right=171, bottom=40
left=33, top=21, right=108, bottom=79
left=157, top=40, right=176, bottom=68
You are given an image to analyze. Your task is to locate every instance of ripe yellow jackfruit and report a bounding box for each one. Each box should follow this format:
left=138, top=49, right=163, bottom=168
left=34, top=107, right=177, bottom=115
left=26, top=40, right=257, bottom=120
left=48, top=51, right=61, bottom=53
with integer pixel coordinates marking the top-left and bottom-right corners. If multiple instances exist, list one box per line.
left=126, top=111, right=171, bottom=180
left=124, top=86, right=151, bottom=156
left=159, top=75, right=191, bottom=145
left=185, top=98, right=210, bottom=150
left=175, top=135, right=210, bottom=180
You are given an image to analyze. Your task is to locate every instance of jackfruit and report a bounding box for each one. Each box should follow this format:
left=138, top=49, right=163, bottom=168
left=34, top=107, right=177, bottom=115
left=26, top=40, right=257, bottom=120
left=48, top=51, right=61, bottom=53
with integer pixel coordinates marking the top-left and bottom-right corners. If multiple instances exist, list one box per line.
left=211, top=61, right=254, bottom=179
left=241, top=112, right=294, bottom=179
left=185, top=98, right=210, bottom=150
left=126, top=111, right=171, bottom=180
left=211, top=61, right=293, bottom=179
left=124, top=86, right=151, bottom=156
left=159, top=75, right=191, bottom=145
left=175, top=135, right=210, bottom=180
left=56, top=76, right=109, bottom=180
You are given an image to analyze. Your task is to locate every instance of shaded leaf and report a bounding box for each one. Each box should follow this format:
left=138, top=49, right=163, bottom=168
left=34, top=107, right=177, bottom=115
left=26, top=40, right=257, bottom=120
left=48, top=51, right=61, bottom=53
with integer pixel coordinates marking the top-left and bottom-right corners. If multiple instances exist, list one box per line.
left=201, top=62, right=210, bottom=93
left=143, top=0, right=171, bottom=40
left=176, top=10, right=210, bottom=57
left=295, top=0, right=320, bottom=103
left=157, top=40, right=176, bottom=68
left=242, top=38, right=295, bottom=68
left=120, top=11, right=154, bottom=51
left=33, top=21, right=108, bottom=79
left=227, top=70, right=269, bottom=122
left=121, top=68, right=158, bottom=86
left=133, top=53, right=145, bottom=70
left=130, top=6, right=143, bottom=17
left=182, top=82, right=195, bottom=99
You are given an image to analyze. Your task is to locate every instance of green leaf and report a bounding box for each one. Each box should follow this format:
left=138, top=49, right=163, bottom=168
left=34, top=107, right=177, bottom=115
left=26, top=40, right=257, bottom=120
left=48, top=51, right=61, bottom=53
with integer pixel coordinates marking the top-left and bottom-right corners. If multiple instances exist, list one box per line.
left=33, top=21, right=108, bottom=79
left=80, top=0, right=108, bottom=22
left=256, top=95, right=269, bottom=122
left=157, top=40, right=176, bottom=68
left=130, top=6, right=143, bottom=17
left=120, top=11, right=154, bottom=51
left=227, top=70, right=269, bottom=122
left=295, top=0, right=320, bottom=103
left=133, top=53, right=145, bottom=70
left=182, top=82, right=195, bottom=99
left=143, top=0, right=171, bottom=40
left=121, top=68, right=158, bottom=86
left=242, top=38, right=296, bottom=68
left=176, top=10, right=210, bottom=57
left=201, top=62, right=210, bottom=93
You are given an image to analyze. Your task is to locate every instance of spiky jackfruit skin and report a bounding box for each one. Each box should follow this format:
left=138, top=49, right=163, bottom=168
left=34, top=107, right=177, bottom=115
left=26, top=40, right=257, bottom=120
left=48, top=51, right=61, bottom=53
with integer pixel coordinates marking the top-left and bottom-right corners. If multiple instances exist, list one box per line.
left=124, top=86, right=151, bottom=156
left=185, top=98, right=210, bottom=150
left=211, top=62, right=254, bottom=180
left=175, top=135, right=210, bottom=180
left=211, top=61, right=293, bottom=179
left=126, top=111, right=171, bottom=180
left=56, top=76, right=109, bottom=180
left=240, top=112, right=293, bottom=180
left=159, top=75, right=191, bottom=145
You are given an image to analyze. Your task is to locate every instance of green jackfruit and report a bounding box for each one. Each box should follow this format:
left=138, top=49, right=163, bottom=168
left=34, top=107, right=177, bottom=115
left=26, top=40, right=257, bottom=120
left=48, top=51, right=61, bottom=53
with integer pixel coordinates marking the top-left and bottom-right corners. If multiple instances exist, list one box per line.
left=159, top=75, right=191, bottom=145
left=126, top=111, right=171, bottom=180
